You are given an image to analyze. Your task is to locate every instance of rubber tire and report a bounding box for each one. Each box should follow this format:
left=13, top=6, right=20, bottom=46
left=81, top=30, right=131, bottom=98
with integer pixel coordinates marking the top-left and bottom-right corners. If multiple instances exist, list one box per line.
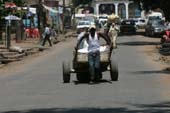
left=162, top=43, right=170, bottom=48
left=76, top=73, right=90, bottom=83
left=63, top=61, right=71, bottom=83
left=110, top=58, right=118, bottom=81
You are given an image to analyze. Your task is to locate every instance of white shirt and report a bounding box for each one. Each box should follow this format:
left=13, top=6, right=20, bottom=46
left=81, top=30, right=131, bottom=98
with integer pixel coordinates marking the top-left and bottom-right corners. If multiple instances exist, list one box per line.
left=88, top=33, right=100, bottom=53
left=45, top=27, right=50, bottom=35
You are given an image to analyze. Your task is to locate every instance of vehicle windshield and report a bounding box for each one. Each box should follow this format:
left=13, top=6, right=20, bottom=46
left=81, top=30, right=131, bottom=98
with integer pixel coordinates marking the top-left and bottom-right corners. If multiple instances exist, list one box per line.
left=99, top=16, right=107, bottom=19
left=148, top=16, right=161, bottom=20
left=83, top=16, right=95, bottom=22
left=78, top=21, right=90, bottom=25
left=152, top=20, right=164, bottom=26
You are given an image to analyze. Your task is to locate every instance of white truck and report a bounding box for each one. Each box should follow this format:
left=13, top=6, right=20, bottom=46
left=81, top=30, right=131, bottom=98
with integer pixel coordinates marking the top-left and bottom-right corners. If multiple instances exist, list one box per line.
left=145, top=11, right=164, bottom=24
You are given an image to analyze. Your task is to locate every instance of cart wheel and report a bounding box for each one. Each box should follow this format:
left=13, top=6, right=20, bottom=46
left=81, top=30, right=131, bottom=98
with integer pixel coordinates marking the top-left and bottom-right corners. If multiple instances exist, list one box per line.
left=76, top=73, right=90, bottom=83
left=62, top=61, right=71, bottom=83
left=110, top=58, right=118, bottom=81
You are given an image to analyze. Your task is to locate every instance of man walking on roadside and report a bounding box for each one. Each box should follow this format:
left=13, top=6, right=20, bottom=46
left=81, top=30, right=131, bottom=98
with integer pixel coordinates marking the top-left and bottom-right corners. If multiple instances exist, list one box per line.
left=42, top=24, right=52, bottom=47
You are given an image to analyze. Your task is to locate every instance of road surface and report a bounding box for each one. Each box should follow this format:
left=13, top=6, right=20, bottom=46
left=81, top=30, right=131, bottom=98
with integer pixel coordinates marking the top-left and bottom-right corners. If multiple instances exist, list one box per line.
left=0, top=34, right=170, bottom=113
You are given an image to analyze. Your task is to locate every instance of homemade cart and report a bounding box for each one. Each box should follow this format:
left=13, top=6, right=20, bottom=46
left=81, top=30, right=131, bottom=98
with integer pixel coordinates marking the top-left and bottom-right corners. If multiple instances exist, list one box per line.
left=62, top=34, right=118, bottom=83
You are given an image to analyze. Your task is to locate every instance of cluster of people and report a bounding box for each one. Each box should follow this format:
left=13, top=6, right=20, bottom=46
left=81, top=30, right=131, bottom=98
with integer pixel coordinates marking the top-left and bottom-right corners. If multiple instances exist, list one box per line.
left=24, top=27, right=40, bottom=38
left=76, top=21, right=119, bottom=83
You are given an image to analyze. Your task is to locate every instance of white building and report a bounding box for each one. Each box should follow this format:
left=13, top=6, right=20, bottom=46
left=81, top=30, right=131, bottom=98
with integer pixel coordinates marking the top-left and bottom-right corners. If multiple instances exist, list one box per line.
left=92, top=0, right=141, bottom=19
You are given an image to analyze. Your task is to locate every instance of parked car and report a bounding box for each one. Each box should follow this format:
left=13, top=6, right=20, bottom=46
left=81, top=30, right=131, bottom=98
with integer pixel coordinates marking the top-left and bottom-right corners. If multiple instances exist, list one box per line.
left=120, top=19, right=136, bottom=34
left=83, top=17, right=96, bottom=25
left=134, top=18, right=146, bottom=29
left=98, top=15, right=108, bottom=28
left=76, top=21, right=91, bottom=34
left=145, top=20, right=167, bottom=37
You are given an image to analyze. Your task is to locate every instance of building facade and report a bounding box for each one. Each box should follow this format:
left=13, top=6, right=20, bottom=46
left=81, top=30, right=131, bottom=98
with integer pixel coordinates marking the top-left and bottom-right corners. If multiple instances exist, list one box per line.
left=92, top=0, right=141, bottom=19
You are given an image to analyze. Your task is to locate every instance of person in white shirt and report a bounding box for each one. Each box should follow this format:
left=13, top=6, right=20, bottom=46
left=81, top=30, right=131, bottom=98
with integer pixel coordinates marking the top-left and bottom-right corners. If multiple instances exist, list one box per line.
left=76, top=25, right=110, bottom=82
left=42, top=24, right=52, bottom=47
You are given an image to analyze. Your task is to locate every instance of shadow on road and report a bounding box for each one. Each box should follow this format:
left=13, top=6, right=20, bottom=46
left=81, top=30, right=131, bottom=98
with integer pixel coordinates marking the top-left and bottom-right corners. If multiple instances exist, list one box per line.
left=130, top=68, right=170, bottom=75
left=2, top=102, right=170, bottom=113
left=73, top=79, right=112, bottom=85
left=118, top=31, right=145, bottom=36
left=118, top=41, right=160, bottom=46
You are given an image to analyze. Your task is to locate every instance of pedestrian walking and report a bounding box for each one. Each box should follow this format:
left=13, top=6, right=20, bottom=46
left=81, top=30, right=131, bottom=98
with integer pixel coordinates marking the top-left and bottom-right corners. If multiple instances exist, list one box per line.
left=42, top=24, right=52, bottom=47
left=108, top=23, right=119, bottom=49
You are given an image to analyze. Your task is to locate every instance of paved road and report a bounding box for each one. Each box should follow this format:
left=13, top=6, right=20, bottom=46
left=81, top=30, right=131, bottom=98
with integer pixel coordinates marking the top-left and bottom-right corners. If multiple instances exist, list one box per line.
left=0, top=34, right=170, bottom=113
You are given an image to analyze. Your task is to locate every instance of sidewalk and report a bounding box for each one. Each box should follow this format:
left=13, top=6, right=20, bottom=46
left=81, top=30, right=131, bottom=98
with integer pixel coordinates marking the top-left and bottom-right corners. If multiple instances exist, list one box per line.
left=0, top=30, right=75, bottom=67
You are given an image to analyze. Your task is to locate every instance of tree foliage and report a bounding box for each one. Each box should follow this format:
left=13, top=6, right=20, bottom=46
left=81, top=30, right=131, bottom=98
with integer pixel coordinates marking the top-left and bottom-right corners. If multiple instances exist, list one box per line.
left=72, top=0, right=92, bottom=7
left=0, top=0, right=25, bottom=6
left=133, top=0, right=170, bottom=21
left=0, top=0, right=25, bottom=18
left=160, top=0, right=170, bottom=21
left=12, top=0, right=25, bottom=6
left=133, top=0, right=160, bottom=12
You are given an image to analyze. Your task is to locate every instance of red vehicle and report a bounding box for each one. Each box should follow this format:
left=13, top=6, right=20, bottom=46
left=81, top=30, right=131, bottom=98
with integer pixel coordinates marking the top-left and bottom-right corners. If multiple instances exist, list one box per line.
left=161, top=29, right=170, bottom=43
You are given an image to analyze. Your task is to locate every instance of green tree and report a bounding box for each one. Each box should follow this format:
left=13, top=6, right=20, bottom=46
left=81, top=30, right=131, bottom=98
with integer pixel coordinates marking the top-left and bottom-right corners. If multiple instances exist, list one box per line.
left=72, top=0, right=92, bottom=7
left=133, top=0, right=160, bottom=12
left=133, top=0, right=170, bottom=21
left=0, top=0, right=25, bottom=7
left=0, top=1, right=4, bottom=43
left=0, top=0, right=5, bottom=19
left=0, top=0, right=25, bottom=43
left=160, top=0, right=170, bottom=21
left=12, top=0, right=25, bottom=6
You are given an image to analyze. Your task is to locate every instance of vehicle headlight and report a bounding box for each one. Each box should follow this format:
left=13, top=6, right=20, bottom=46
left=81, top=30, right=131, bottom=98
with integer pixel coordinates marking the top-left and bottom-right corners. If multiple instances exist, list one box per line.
left=154, top=28, right=161, bottom=32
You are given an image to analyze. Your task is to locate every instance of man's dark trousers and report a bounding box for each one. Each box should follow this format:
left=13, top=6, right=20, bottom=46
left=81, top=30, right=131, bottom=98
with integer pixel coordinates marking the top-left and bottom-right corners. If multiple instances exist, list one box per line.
left=88, top=51, right=101, bottom=81
left=42, top=34, right=52, bottom=46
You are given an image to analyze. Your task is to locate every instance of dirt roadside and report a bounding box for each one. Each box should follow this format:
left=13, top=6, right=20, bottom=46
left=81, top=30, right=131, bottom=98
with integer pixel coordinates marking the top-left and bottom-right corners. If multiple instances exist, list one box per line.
left=139, top=34, right=170, bottom=72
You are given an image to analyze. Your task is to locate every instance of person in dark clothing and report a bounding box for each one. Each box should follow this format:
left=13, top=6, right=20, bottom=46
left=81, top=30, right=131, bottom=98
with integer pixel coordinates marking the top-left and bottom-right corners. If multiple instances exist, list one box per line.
left=42, top=24, right=52, bottom=47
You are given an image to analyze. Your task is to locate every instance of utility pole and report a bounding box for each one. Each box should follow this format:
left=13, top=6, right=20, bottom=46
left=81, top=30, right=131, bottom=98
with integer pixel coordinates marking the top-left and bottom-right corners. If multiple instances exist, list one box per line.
left=37, top=0, right=41, bottom=33
left=62, top=0, right=65, bottom=34
left=0, top=0, right=4, bottom=44
left=6, top=18, right=11, bottom=49
left=37, top=0, right=44, bottom=41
